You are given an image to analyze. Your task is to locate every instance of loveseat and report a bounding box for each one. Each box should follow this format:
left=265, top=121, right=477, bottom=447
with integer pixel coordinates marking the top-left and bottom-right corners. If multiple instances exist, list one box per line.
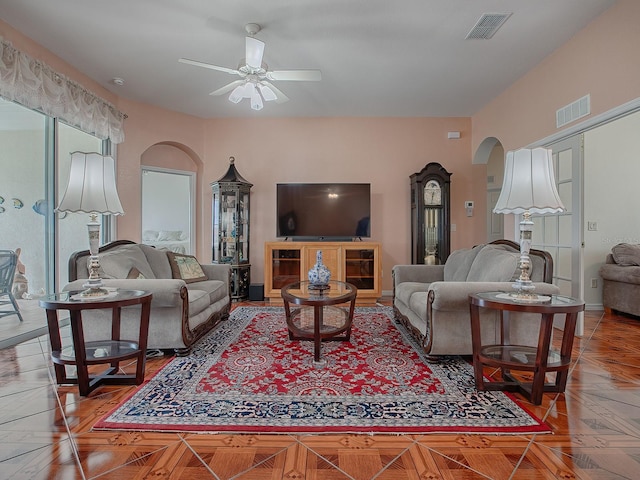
left=65, top=240, right=231, bottom=355
left=392, top=239, right=560, bottom=357
left=599, top=243, right=640, bottom=317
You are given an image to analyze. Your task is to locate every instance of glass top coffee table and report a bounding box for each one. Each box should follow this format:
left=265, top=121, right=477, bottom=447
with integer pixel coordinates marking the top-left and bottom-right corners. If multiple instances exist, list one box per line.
left=281, top=281, right=357, bottom=363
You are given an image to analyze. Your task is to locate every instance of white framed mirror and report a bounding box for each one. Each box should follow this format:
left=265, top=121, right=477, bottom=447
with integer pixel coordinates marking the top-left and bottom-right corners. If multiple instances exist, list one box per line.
left=141, top=167, right=195, bottom=255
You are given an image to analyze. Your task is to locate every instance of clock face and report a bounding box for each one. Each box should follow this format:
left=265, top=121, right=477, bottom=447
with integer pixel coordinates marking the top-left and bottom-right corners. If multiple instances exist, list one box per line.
left=424, top=180, right=442, bottom=205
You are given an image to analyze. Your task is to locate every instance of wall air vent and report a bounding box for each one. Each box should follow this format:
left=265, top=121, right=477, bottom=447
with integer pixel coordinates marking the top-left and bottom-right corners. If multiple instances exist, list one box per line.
left=465, top=13, right=512, bottom=40
left=556, top=94, right=591, bottom=128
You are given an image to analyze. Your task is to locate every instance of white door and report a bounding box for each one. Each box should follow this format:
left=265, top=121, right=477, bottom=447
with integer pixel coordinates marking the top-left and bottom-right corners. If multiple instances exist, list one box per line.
left=487, top=189, right=504, bottom=243
left=536, top=136, right=584, bottom=335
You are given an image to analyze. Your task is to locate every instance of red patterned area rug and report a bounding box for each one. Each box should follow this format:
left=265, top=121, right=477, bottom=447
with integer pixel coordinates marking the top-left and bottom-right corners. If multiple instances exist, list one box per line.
left=94, top=306, right=550, bottom=434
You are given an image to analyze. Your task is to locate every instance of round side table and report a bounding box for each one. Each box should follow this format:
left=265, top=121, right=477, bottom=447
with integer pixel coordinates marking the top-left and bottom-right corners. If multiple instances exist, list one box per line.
left=469, top=291, right=584, bottom=405
left=40, top=289, right=152, bottom=396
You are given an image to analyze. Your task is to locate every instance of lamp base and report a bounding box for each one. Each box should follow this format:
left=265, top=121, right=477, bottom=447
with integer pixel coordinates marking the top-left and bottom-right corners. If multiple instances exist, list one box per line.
left=80, top=281, right=111, bottom=298
left=508, top=291, right=552, bottom=303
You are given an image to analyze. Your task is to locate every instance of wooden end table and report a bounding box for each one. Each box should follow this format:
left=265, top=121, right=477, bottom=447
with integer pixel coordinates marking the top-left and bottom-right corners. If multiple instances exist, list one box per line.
left=281, top=280, right=357, bottom=363
left=40, top=289, right=152, bottom=396
left=469, top=291, right=584, bottom=405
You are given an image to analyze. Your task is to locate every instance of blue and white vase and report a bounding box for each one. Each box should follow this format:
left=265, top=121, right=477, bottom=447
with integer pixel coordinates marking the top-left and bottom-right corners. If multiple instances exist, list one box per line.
left=308, top=250, right=331, bottom=286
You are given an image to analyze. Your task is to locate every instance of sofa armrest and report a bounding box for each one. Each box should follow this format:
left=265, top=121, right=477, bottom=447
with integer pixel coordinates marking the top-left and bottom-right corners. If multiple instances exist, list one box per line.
left=392, top=265, right=445, bottom=286
left=63, top=278, right=188, bottom=308
left=200, top=263, right=232, bottom=284
left=428, top=281, right=561, bottom=311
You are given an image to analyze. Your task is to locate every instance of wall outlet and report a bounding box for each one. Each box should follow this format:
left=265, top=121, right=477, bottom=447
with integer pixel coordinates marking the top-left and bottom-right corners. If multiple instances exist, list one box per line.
left=591, top=278, right=598, bottom=288
left=588, top=221, right=598, bottom=231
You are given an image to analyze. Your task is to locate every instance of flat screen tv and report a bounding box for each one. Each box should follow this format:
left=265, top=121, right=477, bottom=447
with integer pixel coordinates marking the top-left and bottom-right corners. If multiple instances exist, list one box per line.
left=276, top=183, right=370, bottom=240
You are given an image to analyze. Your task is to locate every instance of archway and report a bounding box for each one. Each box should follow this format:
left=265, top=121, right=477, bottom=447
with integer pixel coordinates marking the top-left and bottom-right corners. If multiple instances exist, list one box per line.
left=140, top=143, right=203, bottom=255
left=473, top=137, right=506, bottom=243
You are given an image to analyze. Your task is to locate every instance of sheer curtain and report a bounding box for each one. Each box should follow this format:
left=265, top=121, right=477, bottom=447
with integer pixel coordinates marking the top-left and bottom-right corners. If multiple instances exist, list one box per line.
left=0, top=38, right=126, bottom=143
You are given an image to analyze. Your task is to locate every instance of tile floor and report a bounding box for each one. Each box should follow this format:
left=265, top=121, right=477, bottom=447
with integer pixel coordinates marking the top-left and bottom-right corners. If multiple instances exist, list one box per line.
left=0, top=302, right=639, bottom=479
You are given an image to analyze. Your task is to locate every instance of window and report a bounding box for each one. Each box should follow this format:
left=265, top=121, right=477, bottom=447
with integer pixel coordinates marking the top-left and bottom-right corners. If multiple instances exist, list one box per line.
left=0, top=98, right=112, bottom=296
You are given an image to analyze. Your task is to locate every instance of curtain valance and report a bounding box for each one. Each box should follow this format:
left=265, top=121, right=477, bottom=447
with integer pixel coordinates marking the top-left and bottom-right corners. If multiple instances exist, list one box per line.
left=0, top=39, right=126, bottom=143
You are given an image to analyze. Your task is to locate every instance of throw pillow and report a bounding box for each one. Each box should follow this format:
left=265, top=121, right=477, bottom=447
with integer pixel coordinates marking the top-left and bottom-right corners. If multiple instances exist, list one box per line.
left=142, top=230, right=160, bottom=241
left=91, top=245, right=156, bottom=279
left=126, top=267, right=146, bottom=279
left=611, top=243, right=640, bottom=266
left=466, top=245, right=520, bottom=282
left=157, top=230, right=185, bottom=241
left=167, top=252, right=208, bottom=283
left=443, top=244, right=483, bottom=281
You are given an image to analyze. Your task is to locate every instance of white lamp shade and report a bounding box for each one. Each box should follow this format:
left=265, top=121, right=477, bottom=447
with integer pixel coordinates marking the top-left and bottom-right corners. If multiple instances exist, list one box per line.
left=258, top=83, right=277, bottom=102
left=493, top=147, right=565, bottom=215
left=57, top=152, right=124, bottom=215
left=228, top=84, right=245, bottom=103
left=250, top=85, right=263, bottom=110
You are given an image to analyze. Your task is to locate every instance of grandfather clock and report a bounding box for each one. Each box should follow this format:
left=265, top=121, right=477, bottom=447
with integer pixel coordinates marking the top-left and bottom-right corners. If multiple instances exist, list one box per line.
left=410, top=162, right=452, bottom=265
left=211, top=157, right=252, bottom=300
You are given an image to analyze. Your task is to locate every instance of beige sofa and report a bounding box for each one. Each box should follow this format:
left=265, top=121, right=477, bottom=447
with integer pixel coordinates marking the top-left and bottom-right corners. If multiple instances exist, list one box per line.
left=392, top=239, right=560, bottom=357
left=65, top=240, right=231, bottom=355
left=599, top=243, right=640, bottom=317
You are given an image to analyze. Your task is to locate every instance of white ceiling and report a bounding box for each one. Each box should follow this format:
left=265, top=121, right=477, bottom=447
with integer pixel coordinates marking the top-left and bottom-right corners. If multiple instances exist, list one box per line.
left=0, top=0, right=617, bottom=119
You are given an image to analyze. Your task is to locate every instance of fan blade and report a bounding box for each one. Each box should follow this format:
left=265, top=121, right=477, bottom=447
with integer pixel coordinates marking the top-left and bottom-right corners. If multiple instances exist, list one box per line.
left=261, top=81, right=289, bottom=104
left=178, top=58, right=239, bottom=76
left=210, top=80, right=245, bottom=96
left=245, top=37, right=265, bottom=69
left=266, top=69, right=322, bottom=81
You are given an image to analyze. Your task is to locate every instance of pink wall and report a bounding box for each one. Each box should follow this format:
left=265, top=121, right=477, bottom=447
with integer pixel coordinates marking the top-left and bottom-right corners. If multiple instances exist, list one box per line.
left=201, top=117, right=479, bottom=287
left=472, top=0, right=640, bottom=153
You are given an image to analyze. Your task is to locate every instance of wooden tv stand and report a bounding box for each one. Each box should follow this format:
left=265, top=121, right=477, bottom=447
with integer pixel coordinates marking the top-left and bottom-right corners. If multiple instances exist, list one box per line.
left=264, top=241, right=382, bottom=304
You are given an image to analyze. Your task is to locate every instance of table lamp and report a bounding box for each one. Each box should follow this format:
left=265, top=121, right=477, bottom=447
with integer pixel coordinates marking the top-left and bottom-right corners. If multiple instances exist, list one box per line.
left=493, top=147, right=564, bottom=302
left=57, top=152, right=125, bottom=297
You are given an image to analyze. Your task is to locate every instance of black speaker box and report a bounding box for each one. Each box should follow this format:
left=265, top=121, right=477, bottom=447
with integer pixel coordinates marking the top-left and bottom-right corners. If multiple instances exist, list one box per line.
left=248, top=284, right=264, bottom=301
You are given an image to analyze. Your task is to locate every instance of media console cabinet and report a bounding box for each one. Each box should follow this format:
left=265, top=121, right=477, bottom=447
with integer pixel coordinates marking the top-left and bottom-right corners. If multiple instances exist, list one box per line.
left=264, top=241, right=382, bottom=304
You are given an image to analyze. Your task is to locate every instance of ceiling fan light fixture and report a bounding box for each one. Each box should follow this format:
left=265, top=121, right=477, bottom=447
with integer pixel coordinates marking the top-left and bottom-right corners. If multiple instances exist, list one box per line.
left=258, top=83, right=277, bottom=102
left=228, top=84, right=245, bottom=103
left=250, top=85, right=263, bottom=110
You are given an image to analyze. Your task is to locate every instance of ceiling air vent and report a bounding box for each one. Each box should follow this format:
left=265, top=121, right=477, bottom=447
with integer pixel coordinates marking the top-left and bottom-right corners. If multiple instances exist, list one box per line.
left=556, top=94, right=591, bottom=128
left=465, top=13, right=512, bottom=40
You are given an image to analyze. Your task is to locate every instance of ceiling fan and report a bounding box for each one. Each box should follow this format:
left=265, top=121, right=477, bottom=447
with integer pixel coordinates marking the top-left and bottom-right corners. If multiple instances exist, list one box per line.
left=179, top=23, right=322, bottom=111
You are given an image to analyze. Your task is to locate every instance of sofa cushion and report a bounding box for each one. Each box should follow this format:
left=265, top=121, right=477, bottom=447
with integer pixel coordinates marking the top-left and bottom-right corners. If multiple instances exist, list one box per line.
left=611, top=243, right=640, bottom=266
left=466, top=245, right=519, bottom=282
left=95, top=245, right=156, bottom=279
left=187, top=288, right=213, bottom=316
left=140, top=244, right=173, bottom=278
left=395, top=282, right=430, bottom=307
left=188, top=279, right=227, bottom=305
left=167, top=252, right=208, bottom=283
left=444, top=244, right=483, bottom=281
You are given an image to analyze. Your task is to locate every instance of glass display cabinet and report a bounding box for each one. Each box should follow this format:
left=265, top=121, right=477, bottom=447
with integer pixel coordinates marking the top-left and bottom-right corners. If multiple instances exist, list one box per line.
left=211, top=157, right=252, bottom=300
left=410, top=162, right=452, bottom=265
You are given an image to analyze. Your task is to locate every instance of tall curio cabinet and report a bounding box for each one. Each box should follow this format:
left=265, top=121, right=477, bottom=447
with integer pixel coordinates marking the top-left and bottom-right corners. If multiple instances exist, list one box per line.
left=410, top=162, right=452, bottom=265
left=211, top=157, right=252, bottom=300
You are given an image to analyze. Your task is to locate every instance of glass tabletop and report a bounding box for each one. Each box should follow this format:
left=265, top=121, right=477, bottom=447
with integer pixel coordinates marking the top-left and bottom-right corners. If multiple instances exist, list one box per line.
left=40, top=289, right=151, bottom=308
left=474, top=291, right=582, bottom=306
left=282, top=281, right=356, bottom=302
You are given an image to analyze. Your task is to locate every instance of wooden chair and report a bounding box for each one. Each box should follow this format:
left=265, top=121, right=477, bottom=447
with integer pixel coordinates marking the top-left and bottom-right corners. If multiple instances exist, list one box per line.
left=0, top=250, right=24, bottom=321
